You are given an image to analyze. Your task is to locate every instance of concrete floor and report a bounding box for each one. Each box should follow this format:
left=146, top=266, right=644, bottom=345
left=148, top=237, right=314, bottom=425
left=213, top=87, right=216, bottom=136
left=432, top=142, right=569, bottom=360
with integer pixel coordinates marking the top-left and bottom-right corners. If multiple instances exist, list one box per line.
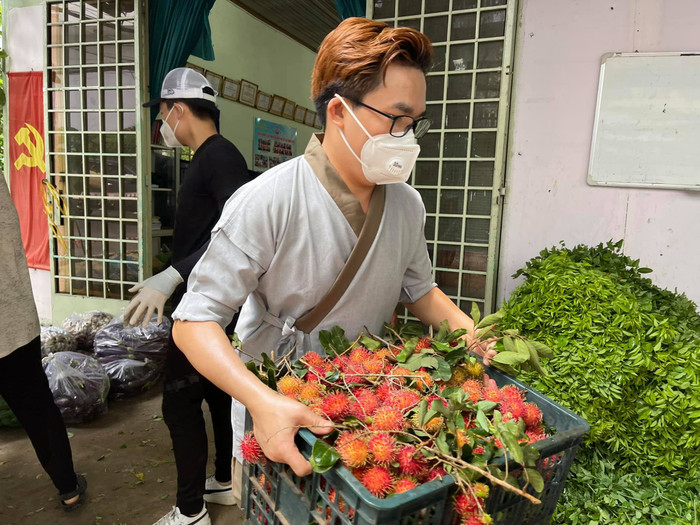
left=0, top=384, right=244, bottom=525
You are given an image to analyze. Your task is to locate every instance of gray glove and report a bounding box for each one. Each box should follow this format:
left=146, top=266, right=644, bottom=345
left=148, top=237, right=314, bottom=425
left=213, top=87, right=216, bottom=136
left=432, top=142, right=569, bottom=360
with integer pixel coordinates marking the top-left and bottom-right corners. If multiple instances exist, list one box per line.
left=124, top=266, right=184, bottom=328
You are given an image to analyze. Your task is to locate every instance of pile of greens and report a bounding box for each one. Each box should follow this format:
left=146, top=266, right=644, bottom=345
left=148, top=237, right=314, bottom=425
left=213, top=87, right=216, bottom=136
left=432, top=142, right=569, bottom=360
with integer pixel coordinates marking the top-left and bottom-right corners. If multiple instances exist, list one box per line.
left=500, top=241, right=700, bottom=524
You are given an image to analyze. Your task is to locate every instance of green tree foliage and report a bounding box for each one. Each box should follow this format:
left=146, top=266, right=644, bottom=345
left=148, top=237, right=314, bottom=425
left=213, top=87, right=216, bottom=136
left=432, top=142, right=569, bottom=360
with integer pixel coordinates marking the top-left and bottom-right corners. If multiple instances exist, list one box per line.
left=501, top=241, right=700, bottom=523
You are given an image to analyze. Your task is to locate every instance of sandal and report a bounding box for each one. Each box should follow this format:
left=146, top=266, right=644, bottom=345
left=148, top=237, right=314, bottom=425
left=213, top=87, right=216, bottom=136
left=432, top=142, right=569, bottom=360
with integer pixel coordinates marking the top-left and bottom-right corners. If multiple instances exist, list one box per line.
left=59, top=474, right=88, bottom=512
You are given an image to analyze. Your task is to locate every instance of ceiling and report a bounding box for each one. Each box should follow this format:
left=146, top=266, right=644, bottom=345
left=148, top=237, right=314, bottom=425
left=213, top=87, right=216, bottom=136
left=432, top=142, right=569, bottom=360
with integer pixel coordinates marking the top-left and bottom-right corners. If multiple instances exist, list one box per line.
left=229, top=0, right=341, bottom=52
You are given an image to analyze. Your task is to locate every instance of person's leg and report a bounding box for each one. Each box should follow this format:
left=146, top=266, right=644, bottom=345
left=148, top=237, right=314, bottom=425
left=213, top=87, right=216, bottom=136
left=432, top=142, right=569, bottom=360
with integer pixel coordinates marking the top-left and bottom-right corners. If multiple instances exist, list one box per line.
left=162, top=343, right=208, bottom=516
left=202, top=378, right=233, bottom=484
left=0, top=337, right=79, bottom=495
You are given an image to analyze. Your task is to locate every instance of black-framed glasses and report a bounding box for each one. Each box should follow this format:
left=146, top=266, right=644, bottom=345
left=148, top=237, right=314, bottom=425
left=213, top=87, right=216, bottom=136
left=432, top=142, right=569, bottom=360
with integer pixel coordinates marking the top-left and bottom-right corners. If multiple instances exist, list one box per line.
left=352, top=99, right=433, bottom=139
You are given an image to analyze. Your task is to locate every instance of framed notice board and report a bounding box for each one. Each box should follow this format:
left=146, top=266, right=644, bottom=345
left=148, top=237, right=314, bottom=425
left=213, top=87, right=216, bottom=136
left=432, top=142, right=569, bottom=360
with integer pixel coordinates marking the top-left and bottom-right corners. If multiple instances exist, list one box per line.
left=588, top=52, right=700, bottom=190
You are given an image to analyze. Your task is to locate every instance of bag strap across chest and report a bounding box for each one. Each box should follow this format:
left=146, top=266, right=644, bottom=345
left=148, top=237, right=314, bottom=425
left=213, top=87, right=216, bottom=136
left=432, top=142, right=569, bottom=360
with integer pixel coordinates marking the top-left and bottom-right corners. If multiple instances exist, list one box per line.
left=294, top=185, right=386, bottom=334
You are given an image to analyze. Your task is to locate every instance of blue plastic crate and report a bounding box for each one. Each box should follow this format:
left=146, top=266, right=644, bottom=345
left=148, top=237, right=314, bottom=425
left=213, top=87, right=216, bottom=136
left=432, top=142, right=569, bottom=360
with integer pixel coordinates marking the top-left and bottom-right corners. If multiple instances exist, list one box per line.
left=241, top=366, right=589, bottom=525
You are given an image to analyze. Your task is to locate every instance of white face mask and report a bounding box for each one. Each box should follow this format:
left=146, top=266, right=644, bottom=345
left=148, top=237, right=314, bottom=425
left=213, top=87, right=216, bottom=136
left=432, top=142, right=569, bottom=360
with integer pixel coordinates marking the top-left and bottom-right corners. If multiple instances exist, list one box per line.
left=160, top=105, right=183, bottom=148
left=335, top=94, right=420, bottom=185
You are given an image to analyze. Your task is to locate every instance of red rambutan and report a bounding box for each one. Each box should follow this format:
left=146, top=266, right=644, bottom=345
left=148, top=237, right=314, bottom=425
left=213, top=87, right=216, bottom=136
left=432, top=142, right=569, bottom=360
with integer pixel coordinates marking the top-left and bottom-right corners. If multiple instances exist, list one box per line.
left=336, top=432, right=369, bottom=468
left=389, top=366, right=413, bottom=386
left=370, top=406, right=405, bottom=431
left=461, top=379, right=483, bottom=404
left=361, top=466, right=394, bottom=497
left=522, top=403, right=543, bottom=429
left=303, top=351, right=325, bottom=367
left=321, top=392, right=350, bottom=421
left=394, top=477, right=418, bottom=494
left=368, top=432, right=397, bottom=464
left=298, top=382, right=322, bottom=403
left=349, top=390, right=380, bottom=420
left=500, top=385, right=524, bottom=402
left=277, top=375, right=302, bottom=397
left=388, top=389, right=422, bottom=411
left=414, top=337, right=432, bottom=352
left=397, top=445, right=428, bottom=478
left=453, top=492, right=479, bottom=517
left=426, top=467, right=448, bottom=481
left=240, top=432, right=264, bottom=463
left=363, top=358, right=384, bottom=375
left=349, top=347, right=372, bottom=363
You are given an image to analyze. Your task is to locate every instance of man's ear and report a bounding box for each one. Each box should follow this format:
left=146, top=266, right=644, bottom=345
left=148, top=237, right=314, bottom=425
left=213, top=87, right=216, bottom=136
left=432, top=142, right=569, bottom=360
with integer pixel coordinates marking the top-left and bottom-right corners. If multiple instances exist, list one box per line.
left=326, top=97, right=346, bottom=130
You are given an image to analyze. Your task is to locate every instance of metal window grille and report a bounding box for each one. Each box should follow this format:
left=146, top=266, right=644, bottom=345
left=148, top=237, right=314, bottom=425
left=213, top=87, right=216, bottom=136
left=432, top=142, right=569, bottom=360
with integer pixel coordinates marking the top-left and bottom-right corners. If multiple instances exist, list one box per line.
left=45, top=0, right=145, bottom=306
left=371, top=0, right=516, bottom=317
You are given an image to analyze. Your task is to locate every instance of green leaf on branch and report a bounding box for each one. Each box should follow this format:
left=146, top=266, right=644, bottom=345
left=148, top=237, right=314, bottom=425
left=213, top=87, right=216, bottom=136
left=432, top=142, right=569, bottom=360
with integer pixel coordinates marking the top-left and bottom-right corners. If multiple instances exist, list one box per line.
left=446, top=328, right=468, bottom=343
left=318, top=326, right=350, bottom=357
left=310, top=440, right=340, bottom=473
left=514, top=339, right=530, bottom=357
left=470, top=303, right=482, bottom=326
left=476, top=410, right=490, bottom=432
left=476, top=309, right=504, bottom=329
left=525, top=468, right=545, bottom=492
left=528, top=340, right=554, bottom=359
left=433, top=356, right=452, bottom=381
left=360, top=335, right=382, bottom=351
left=396, top=339, right=417, bottom=363
left=503, top=336, right=517, bottom=354
left=476, top=400, right=498, bottom=413
left=491, top=352, right=529, bottom=366
left=436, top=431, right=450, bottom=454
left=500, top=430, right=524, bottom=464
left=435, top=320, right=451, bottom=342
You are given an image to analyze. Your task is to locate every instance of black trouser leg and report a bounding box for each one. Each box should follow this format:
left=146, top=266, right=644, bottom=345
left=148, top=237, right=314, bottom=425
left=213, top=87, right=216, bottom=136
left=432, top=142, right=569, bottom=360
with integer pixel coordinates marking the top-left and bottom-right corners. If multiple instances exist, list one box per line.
left=0, top=337, right=78, bottom=495
left=162, top=344, right=208, bottom=516
left=203, top=377, right=233, bottom=484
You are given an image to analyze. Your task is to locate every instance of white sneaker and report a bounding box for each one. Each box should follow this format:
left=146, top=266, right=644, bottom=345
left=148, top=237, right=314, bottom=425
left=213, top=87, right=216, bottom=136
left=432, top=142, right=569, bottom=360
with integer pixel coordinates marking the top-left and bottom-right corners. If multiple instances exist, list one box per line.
left=153, top=505, right=211, bottom=525
left=203, top=475, right=239, bottom=506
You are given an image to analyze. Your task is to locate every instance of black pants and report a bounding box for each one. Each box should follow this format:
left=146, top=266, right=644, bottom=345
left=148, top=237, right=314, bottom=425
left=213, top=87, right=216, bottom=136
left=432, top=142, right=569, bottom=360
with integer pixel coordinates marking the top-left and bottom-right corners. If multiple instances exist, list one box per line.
left=0, top=337, right=77, bottom=495
left=162, top=338, right=233, bottom=516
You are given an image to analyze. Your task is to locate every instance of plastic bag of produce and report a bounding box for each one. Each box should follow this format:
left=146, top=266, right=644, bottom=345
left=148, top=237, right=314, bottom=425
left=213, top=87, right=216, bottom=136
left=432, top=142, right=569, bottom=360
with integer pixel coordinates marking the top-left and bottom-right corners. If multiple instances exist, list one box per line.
left=61, top=311, right=114, bottom=350
left=42, top=351, right=110, bottom=425
left=94, top=315, right=171, bottom=361
left=0, top=395, right=21, bottom=428
left=99, top=357, right=162, bottom=399
left=40, top=326, right=78, bottom=356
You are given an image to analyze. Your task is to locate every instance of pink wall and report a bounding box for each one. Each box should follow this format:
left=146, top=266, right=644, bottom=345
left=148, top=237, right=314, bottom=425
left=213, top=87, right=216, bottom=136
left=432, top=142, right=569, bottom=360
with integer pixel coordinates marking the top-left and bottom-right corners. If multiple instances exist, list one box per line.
left=498, top=0, right=700, bottom=306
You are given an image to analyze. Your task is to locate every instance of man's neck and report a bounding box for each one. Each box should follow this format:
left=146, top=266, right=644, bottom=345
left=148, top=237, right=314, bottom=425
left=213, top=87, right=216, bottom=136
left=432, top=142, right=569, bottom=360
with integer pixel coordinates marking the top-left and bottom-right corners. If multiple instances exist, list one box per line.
left=187, top=121, right=218, bottom=153
left=321, top=135, right=375, bottom=213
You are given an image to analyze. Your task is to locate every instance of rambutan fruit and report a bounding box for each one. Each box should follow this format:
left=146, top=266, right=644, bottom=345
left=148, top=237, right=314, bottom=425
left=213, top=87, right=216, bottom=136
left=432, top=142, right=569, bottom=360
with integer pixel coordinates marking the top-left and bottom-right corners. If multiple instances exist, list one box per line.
left=298, top=382, right=323, bottom=403
left=500, top=399, right=526, bottom=420
left=414, top=369, right=434, bottom=392
left=370, top=406, right=405, bottom=431
left=361, top=466, right=394, bottom=497
left=375, top=348, right=393, bottom=362
left=483, top=389, right=501, bottom=403
left=336, top=432, right=369, bottom=468
left=349, top=390, right=380, bottom=419
left=461, top=379, right=483, bottom=404
left=363, top=358, right=384, bottom=375
left=456, top=429, right=469, bottom=449
left=388, top=389, right=421, bottom=411
left=388, top=344, right=403, bottom=357
left=389, top=366, right=413, bottom=386
left=321, top=392, right=350, bottom=421
left=464, top=361, right=484, bottom=378
left=303, top=351, right=325, bottom=368
left=368, top=433, right=397, bottom=464
left=473, top=446, right=485, bottom=455
left=526, top=429, right=547, bottom=443
left=424, top=416, right=444, bottom=433
left=453, top=492, right=479, bottom=517
left=375, top=383, right=395, bottom=401
left=473, top=483, right=489, bottom=499
left=394, top=477, right=418, bottom=494
left=426, top=467, right=448, bottom=481
left=349, top=347, right=372, bottom=363
left=414, top=337, right=432, bottom=352
left=397, top=445, right=428, bottom=477
left=449, top=366, right=469, bottom=386
left=277, top=375, right=302, bottom=397
left=241, top=432, right=264, bottom=463
left=500, top=385, right=523, bottom=402
left=331, top=356, right=350, bottom=372
left=522, top=403, right=543, bottom=429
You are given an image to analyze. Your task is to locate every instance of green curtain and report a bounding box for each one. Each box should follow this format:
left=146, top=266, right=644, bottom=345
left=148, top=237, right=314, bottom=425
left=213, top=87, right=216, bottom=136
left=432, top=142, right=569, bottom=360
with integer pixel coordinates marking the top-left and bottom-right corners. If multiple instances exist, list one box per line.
left=334, top=0, right=365, bottom=19
left=148, top=0, right=216, bottom=119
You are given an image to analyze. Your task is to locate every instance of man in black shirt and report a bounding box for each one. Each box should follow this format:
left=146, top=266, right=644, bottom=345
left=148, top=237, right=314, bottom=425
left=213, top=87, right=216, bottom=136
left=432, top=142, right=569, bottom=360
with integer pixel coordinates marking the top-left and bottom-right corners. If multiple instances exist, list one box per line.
left=126, top=68, right=249, bottom=525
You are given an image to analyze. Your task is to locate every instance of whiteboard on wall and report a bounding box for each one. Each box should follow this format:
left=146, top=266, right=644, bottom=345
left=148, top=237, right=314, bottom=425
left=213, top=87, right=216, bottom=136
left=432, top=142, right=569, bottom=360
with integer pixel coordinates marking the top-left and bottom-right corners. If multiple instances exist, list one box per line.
left=588, top=52, right=700, bottom=191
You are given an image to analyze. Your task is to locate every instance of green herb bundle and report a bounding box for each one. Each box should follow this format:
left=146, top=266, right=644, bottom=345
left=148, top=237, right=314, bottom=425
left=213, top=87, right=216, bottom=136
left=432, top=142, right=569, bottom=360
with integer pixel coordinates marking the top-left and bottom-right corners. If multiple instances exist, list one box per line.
left=501, top=241, right=700, bottom=523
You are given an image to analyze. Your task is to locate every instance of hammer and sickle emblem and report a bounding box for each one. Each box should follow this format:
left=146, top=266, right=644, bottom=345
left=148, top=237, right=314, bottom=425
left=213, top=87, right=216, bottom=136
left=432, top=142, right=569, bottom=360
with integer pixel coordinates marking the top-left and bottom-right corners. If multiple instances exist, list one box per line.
left=13, top=123, right=46, bottom=174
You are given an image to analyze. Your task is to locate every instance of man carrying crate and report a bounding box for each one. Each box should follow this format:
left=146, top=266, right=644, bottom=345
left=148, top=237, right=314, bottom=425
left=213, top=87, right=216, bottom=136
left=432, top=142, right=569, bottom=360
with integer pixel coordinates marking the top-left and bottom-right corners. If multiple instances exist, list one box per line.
left=171, top=17, right=495, bottom=496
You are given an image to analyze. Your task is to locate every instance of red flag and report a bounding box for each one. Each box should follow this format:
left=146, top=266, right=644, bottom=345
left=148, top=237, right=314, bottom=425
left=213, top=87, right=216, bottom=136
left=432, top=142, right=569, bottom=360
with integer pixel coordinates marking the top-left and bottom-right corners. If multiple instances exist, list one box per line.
left=8, top=71, right=49, bottom=270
